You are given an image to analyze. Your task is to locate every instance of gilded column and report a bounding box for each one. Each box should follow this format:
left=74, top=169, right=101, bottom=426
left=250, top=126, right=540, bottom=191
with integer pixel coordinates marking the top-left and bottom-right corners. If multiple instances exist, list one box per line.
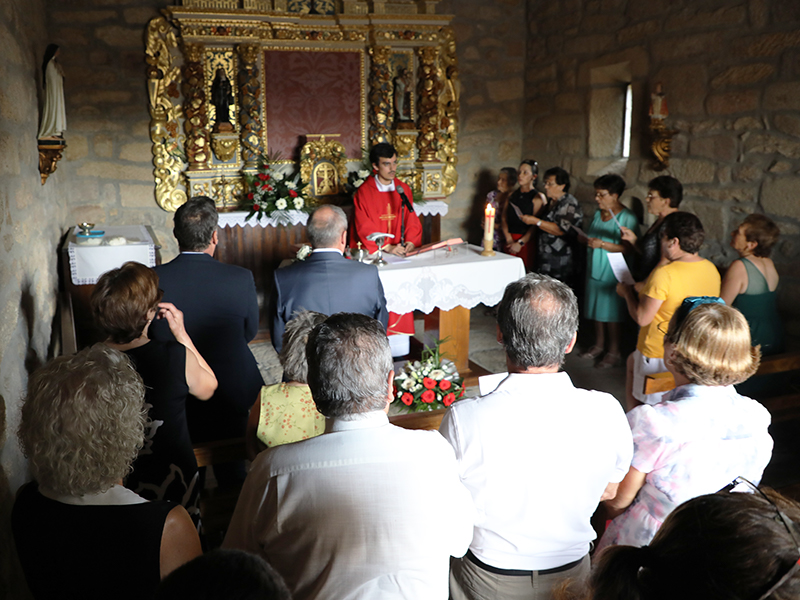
left=181, top=43, right=211, bottom=169
left=438, top=28, right=460, bottom=196
left=237, top=43, right=263, bottom=169
left=368, top=46, right=392, bottom=145
left=416, top=46, right=442, bottom=161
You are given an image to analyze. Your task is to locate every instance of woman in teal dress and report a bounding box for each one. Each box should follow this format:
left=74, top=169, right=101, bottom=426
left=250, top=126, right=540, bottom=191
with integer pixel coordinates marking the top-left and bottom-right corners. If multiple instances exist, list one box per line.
left=581, top=174, right=638, bottom=368
left=721, top=213, right=783, bottom=356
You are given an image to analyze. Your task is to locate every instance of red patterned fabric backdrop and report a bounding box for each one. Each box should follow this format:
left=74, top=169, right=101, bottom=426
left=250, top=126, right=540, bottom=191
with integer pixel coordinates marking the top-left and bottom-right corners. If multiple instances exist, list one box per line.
left=263, top=49, right=364, bottom=159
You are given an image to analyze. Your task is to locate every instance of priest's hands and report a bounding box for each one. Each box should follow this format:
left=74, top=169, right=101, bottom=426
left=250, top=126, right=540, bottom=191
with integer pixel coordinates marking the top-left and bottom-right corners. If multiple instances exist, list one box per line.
left=386, top=242, right=415, bottom=256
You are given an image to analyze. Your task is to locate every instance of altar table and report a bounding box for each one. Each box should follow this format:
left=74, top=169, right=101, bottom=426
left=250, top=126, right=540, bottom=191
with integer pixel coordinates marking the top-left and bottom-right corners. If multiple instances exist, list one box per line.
left=378, top=244, right=525, bottom=374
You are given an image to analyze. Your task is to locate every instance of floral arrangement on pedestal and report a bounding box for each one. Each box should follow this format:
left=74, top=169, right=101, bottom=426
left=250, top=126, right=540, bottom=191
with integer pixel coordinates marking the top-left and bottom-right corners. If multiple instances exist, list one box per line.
left=242, top=156, right=313, bottom=223
left=393, top=340, right=464, bottom=412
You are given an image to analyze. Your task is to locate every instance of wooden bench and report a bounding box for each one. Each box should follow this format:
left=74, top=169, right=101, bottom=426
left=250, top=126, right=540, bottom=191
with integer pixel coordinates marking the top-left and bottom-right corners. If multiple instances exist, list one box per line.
left=643, top=350, right=800, bottom=396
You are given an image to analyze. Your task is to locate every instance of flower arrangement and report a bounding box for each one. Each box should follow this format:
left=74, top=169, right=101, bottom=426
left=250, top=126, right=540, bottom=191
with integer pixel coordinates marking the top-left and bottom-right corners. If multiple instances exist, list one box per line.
left=393, top=340, right=464, bottom=412
left=242, top=155, right=313, bottom=223
left=296, top=244, right=312, bottom=261
left=344, top=168, right=372, bottom=197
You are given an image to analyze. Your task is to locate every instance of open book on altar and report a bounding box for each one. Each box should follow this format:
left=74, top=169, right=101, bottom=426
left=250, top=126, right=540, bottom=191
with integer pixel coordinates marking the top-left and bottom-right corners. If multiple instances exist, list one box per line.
left=405, top=238, right=464, bottom=257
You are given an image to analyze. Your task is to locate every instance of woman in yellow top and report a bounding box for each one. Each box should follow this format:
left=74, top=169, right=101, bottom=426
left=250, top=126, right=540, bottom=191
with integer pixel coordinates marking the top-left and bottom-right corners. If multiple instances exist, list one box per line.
left=246, top=310, right=327, bottom=459
left=616, top=212, right=721, bottom=411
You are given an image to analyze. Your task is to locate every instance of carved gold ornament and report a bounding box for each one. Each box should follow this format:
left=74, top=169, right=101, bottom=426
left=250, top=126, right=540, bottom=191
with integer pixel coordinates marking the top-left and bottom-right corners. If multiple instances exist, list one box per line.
left=415, top=46, right=442, bottom=162
left=300, top=135, right=348, bottom=197
left=368, top=46, right=393, bottom=145
left=212, top=134, right=239, bottom=162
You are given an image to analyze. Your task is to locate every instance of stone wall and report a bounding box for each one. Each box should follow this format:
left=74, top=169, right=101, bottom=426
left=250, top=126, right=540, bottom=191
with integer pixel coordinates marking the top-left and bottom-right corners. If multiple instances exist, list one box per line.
left=0, top=0, right=66, bottom=596
left=524, top=0, right=800, bottom=331
left=438, top=0, right=528, bottom=243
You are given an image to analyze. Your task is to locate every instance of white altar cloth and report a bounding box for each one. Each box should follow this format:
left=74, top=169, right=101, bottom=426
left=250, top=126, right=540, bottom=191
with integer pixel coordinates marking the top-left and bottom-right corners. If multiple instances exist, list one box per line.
left=378, top=244, right=525, bottom=315
left=217, top=201, right=448, bottom=229
left=68, top=225, right=156, bottom=285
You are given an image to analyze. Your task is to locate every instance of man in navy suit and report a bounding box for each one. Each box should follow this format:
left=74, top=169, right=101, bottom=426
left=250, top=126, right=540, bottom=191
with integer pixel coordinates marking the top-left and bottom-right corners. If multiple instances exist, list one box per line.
left=270, top=204, right=388, bottom=353
left=152, top=197, right=264, bottom=483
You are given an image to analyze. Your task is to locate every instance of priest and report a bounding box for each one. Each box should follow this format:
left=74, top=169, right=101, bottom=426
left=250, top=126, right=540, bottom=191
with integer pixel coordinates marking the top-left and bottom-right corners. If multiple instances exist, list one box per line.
left=351, top=142, right=422, bottom=342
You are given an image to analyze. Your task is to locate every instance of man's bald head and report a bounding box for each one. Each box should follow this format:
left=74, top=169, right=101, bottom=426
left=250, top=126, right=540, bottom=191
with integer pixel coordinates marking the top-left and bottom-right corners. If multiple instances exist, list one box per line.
left=306, top=205, right=348, bottom=250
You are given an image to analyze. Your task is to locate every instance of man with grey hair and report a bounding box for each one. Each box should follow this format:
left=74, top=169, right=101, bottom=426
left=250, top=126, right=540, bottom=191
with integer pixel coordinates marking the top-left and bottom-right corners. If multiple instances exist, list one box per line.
left=224, top=313, right=474, bottom=600
left=440, top=273, right=633, bottom=600
left=269, top=204, right=388, bottom=353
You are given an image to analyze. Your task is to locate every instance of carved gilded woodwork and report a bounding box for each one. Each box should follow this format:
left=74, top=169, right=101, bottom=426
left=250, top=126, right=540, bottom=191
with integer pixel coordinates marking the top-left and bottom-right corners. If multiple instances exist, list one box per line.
left=300, top=135, right=348, bottom=196
left=438, top=27, right=459, bottom=196
left=146, top=16, right=188, bottom=211
left=211, top=133, right=239, bottom=162
left=237, top=44, right=263, bottom=168
left=368, top=46, right=393, bottom=145
left=650, top=120, right=677, bottom=171
left=415, top=46, right=441, bottom=161
left=38, top=141, right=66, bottom=185
left=181, top=43, right=211, bottom=169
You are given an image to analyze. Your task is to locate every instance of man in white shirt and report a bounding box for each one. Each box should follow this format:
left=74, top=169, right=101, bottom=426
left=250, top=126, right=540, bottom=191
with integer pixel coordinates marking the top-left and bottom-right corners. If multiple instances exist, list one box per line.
left=440, top=274, right=633, bottom=599
left=223, top=313, right=475, bottom=600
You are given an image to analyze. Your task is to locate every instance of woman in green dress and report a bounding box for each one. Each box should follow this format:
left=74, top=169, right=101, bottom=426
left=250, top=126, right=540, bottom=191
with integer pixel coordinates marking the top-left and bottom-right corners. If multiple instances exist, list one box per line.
left=581, top=174, right=638, bottom=368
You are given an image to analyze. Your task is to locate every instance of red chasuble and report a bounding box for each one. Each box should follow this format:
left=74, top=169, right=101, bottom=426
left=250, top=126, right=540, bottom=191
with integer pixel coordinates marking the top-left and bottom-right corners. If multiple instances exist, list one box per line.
left=351, top=176, right=422, bottom=336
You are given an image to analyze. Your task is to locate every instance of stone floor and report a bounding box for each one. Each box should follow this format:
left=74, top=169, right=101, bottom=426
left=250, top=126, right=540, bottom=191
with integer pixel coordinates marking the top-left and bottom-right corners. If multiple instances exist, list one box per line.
left=250, top=304, right=800, bottom=497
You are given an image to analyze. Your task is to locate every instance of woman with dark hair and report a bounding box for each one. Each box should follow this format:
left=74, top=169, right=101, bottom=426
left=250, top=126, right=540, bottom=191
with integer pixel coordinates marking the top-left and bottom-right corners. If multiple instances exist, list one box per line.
left=521, top=166, right=584, bottom=286
left=38, top=43, right=67, bottom=139
left=580, top=174, right=638, bottom=368
left=485, top=167, right=517, bottom=251
left=721, top=213, right=784, bottom=356
left=501, top=159, right=546, bottom=268
left=246, top=310, right=327, bottom=459
left=12, top=344, right=202, bottom=598
left=620, top=175, right=683, bottom=284
left=572, top=488, right=800, bottom=600
left=596, top=299, right=772, bottom=551
left=92, top=261, right=217, bottom=525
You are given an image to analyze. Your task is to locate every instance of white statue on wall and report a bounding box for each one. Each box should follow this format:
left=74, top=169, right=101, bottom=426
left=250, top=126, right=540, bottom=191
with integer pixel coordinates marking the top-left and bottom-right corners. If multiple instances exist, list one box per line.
left=38, top=44, right=67, bottom=139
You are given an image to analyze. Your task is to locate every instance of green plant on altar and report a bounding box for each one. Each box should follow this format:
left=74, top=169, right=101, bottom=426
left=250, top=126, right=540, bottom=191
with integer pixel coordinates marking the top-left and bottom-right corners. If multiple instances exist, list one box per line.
left=393, top=339, right=464, bottom=413
left=242, top=153, right=314, bottom=223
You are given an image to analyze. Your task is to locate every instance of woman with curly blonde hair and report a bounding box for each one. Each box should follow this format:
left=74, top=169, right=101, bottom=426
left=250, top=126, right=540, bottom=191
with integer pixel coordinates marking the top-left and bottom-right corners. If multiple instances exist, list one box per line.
left=596, top=298, right=773, bottom=551
left=12, top=344, right=201, bottom=599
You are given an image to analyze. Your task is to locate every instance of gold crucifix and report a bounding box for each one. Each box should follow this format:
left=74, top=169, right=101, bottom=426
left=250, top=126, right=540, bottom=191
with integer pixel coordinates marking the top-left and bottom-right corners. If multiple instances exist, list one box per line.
left=379, top=202, right=396, bottom=234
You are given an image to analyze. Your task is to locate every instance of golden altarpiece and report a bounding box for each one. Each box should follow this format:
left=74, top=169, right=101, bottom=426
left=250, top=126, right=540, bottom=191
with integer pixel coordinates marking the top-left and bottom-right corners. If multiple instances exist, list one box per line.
left=145, top=0, right=460, bottom=213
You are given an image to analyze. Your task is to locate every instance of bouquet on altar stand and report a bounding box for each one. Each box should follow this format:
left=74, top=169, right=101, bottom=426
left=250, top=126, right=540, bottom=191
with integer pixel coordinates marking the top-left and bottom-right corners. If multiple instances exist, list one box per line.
left=242, top=155, right=313, bottom=224
left=393, top=340, right=464, bottom=413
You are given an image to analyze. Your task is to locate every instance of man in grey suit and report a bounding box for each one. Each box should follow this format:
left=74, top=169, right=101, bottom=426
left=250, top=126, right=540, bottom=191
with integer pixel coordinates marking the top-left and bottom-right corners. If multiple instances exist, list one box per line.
left=270, top=204, right=389, bottom=353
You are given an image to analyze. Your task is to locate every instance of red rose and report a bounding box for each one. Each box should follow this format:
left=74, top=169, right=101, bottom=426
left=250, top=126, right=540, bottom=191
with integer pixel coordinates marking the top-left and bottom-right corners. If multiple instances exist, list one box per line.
left=458, top=386, right=465, bottom=398
left=421, top=390, right=435, bottom=403
left=443, top=393, right=455, bottom=407
left=401, top=392, right=413, bottom=406
left=247, top=192, right=254, bottom=200
left=439, top=379, right=452, bottom=391
left=289, top=189, right=298, bottom=198
left=258, top=173, right=268, bottom=181
left=266, top=185, right=274, bottom=192
left=252, top=204, right=260, bottom=211
left=423, top=377, right=436, bottom=390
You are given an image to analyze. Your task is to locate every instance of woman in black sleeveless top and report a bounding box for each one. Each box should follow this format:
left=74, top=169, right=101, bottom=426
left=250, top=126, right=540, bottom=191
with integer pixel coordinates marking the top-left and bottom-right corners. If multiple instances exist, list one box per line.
left=501, top=159, right=546, bottom=269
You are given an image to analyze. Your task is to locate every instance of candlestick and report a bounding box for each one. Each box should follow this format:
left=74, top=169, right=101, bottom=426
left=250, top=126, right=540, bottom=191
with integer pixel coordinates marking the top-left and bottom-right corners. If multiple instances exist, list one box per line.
left=481, top=203, right=496, bottom=256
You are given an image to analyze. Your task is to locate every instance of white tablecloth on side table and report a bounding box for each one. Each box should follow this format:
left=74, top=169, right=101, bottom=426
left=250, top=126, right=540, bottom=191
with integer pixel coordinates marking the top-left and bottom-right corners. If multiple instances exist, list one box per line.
left=378, top=244, right=525, bottom=314
left=68, top=225, right=156, bottom=285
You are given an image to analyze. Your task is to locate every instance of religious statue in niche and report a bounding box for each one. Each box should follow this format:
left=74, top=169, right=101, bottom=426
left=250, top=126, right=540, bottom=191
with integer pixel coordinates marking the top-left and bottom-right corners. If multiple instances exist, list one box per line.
left=648, top=82, right=677, bottom=171
left=39, top=44, right=66, bottom=139
left=393, top=68, right=412, bottom=124
left=211, top=68, right=234, bottom=133
left=313, top=161, right=338, bottom=196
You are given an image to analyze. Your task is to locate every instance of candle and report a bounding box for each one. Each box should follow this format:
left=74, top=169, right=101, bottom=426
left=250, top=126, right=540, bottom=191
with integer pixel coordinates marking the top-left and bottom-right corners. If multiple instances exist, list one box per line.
left=484, top=204, right=496, bottom=242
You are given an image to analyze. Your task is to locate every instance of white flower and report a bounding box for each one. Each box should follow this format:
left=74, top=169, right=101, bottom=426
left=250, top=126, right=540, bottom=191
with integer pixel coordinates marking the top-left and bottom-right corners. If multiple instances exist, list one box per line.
left=401, top=378, right=415, bottom=390
left=287, top=182, right=297, bottom=190
left=296, top=244, right=312, bottom=261
left=358, top=169, right=370, bottom=178
left=429, top=369, right=445, bottom=380
left=273, top=171, right=285, bottom=181
left=293, top=197, right=304, bottom=210
left=276, top=198, right=288, bottom=210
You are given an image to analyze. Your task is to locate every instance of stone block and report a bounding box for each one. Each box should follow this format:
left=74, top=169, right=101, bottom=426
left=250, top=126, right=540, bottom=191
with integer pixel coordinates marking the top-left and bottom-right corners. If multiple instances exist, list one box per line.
left=711, top=63, right=774, bottom=89
left=717, top=166, right=732, bottom=184
left=616, top=20, right=660, bottom=44
left=748, top=0, right=769, bottom=29
left=580, top=14, right=627, bottom=33
left=89, top=50, right=110, bottom=65
left=120, top=184, right=155, bottom=208
left=75, top=161, right=152, bottom=182
left=737, top=31, right=800, bottom=58
left=773, top=3, right=800, bottom=23
left=119, top=143, right=153, bottom=163
left=684, top=201, right=727, bottom=241
left=506, top=41, right=525, bottom=58
left=529, top=63, right=557, bottom=84
left=663, top=159, right=717, bottom=184
left=453, top=22, right=473, bottom=44
left=463, top=108, right=511, bottom=134
left=762, top=177, right=800, bottom=220
left=93, top=134, right=114, bottom=159
left=557, top=137, right=582, bottom=154
left=488, top=78, right=524, bottom=103
left=463, top=46, right=479, bottom=61
left=0, top=80, right=32, bottom=124
left=735, top=159, right=768, bottom=183
left=689, top=135, right=738, bottom=163
left=466, top=95, right=485, bottom=107
left=563, top=34, right=614, bottom=57
left=535, top=114, right=583, bottom=137
left=554, top=92, right=582, bottom=112
left=743, top=132, right=800, bottom=159
left=0, top=132, right=21, bottom=176
left=764, top=82, right=800, bottom=111
left=4, top=233, right=13, bottom=252
left=732, top=116, right=765, bottom=132
left=50, top=9, right=116, bottom=23
left=769, top=160, right=793, bottom=174
left=652, top=32, right=725, bottom=62
left=123, top=7, right=158, bottom=24
left=69, top=117, right=124, bottom=133
left=706, top=91, right=759, bottom=115
left=56, top=27, right=90, bottom=46
left=526, top=97, right=552, bottom=115
left=73, top=90, right=132, bottom=105
left=498, top=140, right=521, bottom=162
left=95, top=25, right=143, bottom=48
left=773, top=114, right=800, bottom=139
left=689, top=185, right=757, bottom=203
left=665, top=5, right=746, bottom=31
left=65, top=135, right=89, bottom=162
left=68, top=204, right=108, bottom=225
left=655, top=65, right=707, bottom=116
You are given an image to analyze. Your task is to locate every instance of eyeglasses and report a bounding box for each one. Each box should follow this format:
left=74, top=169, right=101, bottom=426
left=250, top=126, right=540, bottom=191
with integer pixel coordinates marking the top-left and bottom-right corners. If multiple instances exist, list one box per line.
left=719, top=476, right=800, bottom=600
